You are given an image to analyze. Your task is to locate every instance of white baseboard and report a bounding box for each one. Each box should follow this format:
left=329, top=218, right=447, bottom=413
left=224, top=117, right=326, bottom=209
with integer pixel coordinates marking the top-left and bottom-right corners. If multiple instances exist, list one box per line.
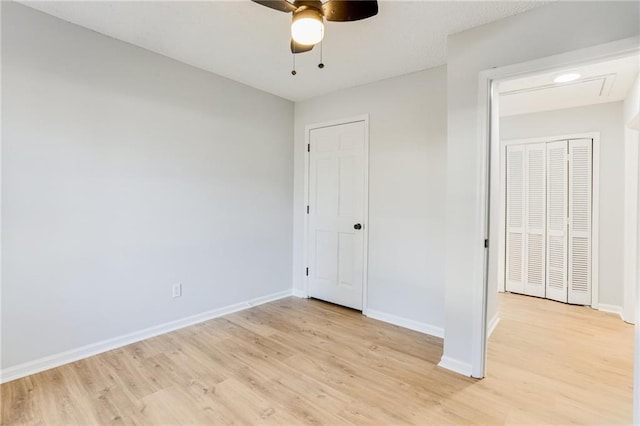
left=596, top=303, right=624, bottom=320
left=437, top=355, right=472, bottom=377
left=291, top=288, right=308, bottom=298
left=487, top=313, right=501, bottom=338
left=0, top=289, right=293, bottom=384
left=365, top=309, right=444, bottom=339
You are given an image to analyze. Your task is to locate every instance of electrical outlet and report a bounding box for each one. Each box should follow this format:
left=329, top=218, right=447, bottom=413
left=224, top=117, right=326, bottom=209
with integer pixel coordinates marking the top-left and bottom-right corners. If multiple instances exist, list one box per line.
left=172, top=283, right=182, bottom=298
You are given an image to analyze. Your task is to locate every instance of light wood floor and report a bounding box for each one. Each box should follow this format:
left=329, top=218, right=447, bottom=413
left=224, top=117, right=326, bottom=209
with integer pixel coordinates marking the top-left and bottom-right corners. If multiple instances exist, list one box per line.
left=1, top=293, right=634, bottom=425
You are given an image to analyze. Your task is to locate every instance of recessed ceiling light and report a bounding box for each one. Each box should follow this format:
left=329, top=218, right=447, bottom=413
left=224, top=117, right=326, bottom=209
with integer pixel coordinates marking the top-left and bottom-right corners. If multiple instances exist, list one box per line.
left=553, top=73, right=581, bottom=83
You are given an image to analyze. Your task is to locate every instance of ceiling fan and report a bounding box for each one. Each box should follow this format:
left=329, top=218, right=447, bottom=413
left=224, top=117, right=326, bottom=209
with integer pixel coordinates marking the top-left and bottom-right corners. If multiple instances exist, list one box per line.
left=251, top=0, right=378, bottom=54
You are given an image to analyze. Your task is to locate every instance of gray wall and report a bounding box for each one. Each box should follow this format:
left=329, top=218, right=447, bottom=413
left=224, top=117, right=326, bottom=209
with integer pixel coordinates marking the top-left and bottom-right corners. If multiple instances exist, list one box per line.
left=501, top=102, right=626, bottom=308
left=293, top=67, right=447, bottom=332
left=445, top=1, right=639, bottom=374
left=1, top=2, right=294, bottom=369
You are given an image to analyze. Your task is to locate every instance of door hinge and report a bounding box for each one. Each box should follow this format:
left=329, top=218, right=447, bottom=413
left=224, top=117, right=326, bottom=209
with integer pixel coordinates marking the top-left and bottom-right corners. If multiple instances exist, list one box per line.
left=305, top=267, right=309, bottom=276
left=484, top=239, right=489, bottom=248
left=306, top=205, right=309, bottom=214
left=307, top=144, right=310, bottom=152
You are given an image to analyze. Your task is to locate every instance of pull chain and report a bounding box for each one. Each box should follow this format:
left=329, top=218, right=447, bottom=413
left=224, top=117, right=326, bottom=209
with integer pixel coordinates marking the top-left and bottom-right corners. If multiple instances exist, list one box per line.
left=292, top=51, right=297, bottom=75
left=318, top=40, right=324, bottom=69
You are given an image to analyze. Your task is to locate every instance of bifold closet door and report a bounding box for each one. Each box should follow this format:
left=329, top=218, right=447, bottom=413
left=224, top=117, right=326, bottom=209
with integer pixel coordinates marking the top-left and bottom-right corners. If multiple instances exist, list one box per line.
left=507, top=138, right=592, bottom=304
left=506, top=143, right=546, bottom=297
left=546, top=141, right=568, bottom=302
left=523, top=143, right=546, bottom=297
left=506, top=145, right=525, bottom=294
left=568, top=139, right=592, bottom=305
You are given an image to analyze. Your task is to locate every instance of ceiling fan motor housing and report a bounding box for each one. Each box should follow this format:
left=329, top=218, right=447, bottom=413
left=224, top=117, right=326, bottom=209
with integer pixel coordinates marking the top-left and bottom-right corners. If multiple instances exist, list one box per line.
left=293, top=1, right=324, bottom=14
left=292, top=6, right=324, bottom=23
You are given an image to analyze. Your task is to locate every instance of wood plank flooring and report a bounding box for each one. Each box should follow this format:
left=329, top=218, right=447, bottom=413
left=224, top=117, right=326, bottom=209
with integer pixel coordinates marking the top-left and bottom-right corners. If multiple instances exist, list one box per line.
left=1, top=293, right=634, bottom=425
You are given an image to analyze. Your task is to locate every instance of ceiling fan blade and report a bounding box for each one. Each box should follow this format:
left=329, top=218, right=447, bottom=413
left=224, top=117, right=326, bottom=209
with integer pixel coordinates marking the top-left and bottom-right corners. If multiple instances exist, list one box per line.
left=322, top=0, right=378, bottom=22
left=291, top=39, right=314, bottom=54
left=252, top=0, right=297, bottom=13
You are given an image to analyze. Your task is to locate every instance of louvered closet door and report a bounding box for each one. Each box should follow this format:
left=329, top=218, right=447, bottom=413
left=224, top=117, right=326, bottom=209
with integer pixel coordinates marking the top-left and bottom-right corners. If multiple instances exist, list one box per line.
left=506, top=145, right=525, bottom=294
left=523, top=144, right=546, bottom=297
left=546, top=141, right=568, bottom=302
left=568, top=139, right=592, bottom=305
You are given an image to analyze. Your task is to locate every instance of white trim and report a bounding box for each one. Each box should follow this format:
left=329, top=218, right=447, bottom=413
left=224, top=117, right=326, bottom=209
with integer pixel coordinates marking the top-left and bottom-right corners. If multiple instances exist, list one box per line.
left=496, top=132, right=600, bottom=312
left=438, top=356, right=473, bottom=377
left=502, top=133, right=600, bottom=147
left=303, top=114, right=370, bottom=313
left=0, top=2, right=4, bottom=377
left=596, top=303, right=625, bottom=320
left=292, top=288, right=308, bottom=298
left=470, top=76, right=494, bottom=378
left=0, top=289, right=292, bottom=384
left=479, top=37, right=640, bottom=385
left=365, top=309, right=444, bottom=338
left=624, top=130, right=639, bottom=325
left=0, top=7, right=3, bottom=374
left=592, top=136, right=601, bottom=310
left=635, top=115, right=640, bottom=426
left=487, top=313, right=501, bottom=338
left=361, top=116, right=370, bottom=316
left=494, top=91, right=506, bottom=296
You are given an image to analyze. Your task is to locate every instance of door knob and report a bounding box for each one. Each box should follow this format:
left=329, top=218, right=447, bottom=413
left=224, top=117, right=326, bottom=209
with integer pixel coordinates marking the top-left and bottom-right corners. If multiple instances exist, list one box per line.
left=354, top=223, right=362, bottom=230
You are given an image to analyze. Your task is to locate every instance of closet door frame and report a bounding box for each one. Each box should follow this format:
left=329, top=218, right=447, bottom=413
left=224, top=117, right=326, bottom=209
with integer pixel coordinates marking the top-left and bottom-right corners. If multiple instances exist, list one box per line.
left=498, top=132, right=600, bottom=308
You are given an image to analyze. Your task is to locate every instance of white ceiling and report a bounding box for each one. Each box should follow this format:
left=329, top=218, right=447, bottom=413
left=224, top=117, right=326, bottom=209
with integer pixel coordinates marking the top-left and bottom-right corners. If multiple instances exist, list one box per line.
left=499, top=55, right=640, bottom=116
left=21, top=0, right=549, bottom=101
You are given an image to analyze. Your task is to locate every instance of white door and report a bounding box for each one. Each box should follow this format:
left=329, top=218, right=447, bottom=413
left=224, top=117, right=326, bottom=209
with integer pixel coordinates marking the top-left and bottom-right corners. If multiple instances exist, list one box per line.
left=506, top=145, right=526, bottom=294
left=546, top=140, right=569, bottom=302
left=524, top=143, right=547, bottom=298
left=505, top=138, right=593, bottom=306
left=568, top=138, right=592, bottom=305
left=307, top=121, right=366, bottom=310
left=505, top=144, right=546, bottom=298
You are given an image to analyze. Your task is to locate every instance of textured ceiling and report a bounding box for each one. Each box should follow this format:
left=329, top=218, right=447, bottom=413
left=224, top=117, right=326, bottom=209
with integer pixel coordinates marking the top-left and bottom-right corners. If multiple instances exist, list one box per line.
left=21, top=0, right=550, bottom=101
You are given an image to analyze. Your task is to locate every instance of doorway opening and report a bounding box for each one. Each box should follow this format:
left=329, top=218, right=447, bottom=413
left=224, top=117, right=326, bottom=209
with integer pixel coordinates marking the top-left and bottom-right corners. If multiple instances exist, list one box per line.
left=492, top=54, right=638, bottom=319
left=481, top=47, right=640, bottom=422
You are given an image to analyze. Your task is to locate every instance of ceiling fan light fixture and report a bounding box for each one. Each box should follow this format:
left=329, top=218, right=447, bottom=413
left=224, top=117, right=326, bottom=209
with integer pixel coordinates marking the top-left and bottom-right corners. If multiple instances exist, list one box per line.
left=553, top=72, right=581, bottom=83
left=291, top=8, right=324, bottom=46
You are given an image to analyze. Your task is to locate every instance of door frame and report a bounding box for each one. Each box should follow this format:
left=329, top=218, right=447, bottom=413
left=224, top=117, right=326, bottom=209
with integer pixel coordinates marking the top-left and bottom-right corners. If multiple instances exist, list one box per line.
left=624, top=128, right=639, bottom=325
left=473, top=35, right=639, bottom=422
left=497, top=133, right=601, bottom=311
left=302, top=114, right=370, bottom=314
